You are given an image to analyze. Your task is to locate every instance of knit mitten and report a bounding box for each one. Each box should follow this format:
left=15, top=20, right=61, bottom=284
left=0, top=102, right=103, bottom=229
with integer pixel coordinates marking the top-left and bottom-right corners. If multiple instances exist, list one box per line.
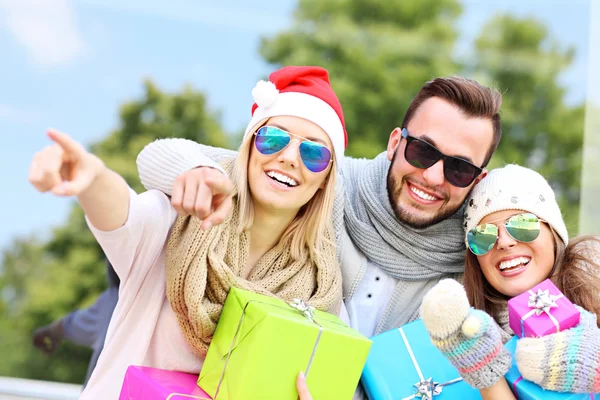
left=516, top=307, right=600, bottom=393
left=420, top=279, right=512, bottom=389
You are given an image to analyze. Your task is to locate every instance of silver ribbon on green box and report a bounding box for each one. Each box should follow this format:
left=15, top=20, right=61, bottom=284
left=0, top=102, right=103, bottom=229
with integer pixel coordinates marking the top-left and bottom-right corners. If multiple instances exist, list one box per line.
left=213, top=297, right=335, bottom=398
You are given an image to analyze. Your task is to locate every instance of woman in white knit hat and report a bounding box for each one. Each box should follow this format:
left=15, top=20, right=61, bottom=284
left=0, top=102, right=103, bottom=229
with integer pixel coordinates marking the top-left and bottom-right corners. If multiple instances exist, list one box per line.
left=419, top=164, right=600, bottom=399
left=28, top=66, right=347, bottom=399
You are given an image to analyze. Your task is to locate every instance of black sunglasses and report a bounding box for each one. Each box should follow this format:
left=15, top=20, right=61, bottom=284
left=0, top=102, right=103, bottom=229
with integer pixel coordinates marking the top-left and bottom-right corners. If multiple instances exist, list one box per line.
left=401, top=128, right=483, bottom=188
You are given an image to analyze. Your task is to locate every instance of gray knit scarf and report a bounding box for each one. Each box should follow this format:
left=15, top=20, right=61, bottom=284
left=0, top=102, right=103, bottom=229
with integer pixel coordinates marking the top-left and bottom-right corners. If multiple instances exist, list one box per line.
left=343, top=153, right=466, bottom=281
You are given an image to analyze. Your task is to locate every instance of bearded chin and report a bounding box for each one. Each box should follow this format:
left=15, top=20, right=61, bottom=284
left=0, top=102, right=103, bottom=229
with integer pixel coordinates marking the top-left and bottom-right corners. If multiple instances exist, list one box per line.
left=386, top=165, right=467, bottom=230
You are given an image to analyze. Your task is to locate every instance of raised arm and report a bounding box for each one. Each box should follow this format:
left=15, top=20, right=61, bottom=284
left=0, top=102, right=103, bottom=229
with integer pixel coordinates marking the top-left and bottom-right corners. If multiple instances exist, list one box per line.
left=136, top=138, right=236, bottom=195
left=28, top=129, right=129, bottom=231
left=29, top=129, right=194, bottom=286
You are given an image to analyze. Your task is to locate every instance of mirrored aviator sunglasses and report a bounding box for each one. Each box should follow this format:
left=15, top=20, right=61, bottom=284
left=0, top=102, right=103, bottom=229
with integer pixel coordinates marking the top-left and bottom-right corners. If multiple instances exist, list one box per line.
left=254, top=126, right=333, bottom=173
left=467, top=213, right=543, bottom=256
left=401, top=128, right=482, bottom=188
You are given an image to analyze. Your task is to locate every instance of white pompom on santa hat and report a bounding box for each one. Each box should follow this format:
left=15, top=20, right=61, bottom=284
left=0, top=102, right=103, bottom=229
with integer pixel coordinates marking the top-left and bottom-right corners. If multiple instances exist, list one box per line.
left=244, top=66, right=348, bottom=165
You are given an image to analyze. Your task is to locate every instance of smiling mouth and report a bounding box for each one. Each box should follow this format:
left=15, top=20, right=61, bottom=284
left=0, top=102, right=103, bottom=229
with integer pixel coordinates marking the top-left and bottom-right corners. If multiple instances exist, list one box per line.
left=407, top=182, right=441, bottom=201
left=498, top=256, right=531, bottom=272
left=266, top=171, right=298, bottom=187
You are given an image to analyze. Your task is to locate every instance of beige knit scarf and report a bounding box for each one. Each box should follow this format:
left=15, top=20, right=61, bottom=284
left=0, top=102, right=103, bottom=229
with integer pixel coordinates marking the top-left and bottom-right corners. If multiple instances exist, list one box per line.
left=165, top=159, right=342, bottom=357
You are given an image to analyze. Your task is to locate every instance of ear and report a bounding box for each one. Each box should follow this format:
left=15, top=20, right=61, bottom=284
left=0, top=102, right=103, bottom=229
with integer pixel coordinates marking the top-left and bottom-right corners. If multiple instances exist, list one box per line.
left=387, top=128, right=403, bottom=161
left=472, top=169, right=488, bottom=187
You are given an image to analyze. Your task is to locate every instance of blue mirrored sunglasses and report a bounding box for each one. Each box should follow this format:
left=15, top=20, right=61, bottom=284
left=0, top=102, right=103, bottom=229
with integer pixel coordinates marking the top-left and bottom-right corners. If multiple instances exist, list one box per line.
left=254, top=126, right=333, bottom=173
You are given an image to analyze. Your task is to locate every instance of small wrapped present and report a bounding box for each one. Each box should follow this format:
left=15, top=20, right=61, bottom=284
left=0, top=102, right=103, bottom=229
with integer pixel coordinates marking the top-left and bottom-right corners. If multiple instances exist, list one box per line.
left=508, top=279, right=580, bottom=338
left=361, top=319, right=481, bottom=400
left=504, top=337, right=598, bottom=399
left=119, top=366, right=211, bottom=400
left=197, top=287, right=371, bottom=400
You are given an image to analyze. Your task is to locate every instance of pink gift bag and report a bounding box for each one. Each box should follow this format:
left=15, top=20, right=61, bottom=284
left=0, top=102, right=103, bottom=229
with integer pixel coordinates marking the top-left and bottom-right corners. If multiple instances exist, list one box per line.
left=119, top=366, right=212, bottom=400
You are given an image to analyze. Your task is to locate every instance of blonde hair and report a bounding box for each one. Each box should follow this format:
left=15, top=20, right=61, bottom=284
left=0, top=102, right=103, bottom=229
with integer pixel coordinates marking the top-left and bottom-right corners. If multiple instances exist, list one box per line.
left=231, top=119, right=338, bottom=260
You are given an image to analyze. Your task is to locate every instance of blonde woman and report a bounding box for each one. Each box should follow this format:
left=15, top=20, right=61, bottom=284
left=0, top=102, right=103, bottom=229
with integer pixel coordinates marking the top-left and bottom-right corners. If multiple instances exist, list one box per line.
left=28, top=66, right=346, bottom=399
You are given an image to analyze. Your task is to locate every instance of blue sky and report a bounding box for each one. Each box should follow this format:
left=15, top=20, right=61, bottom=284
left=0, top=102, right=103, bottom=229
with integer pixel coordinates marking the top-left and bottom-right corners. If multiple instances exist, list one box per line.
left=0, top=0, right=592, bottom=251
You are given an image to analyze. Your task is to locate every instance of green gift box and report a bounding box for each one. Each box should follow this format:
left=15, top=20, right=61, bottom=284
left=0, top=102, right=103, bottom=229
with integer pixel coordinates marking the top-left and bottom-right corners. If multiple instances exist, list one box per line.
left=197, top=287, right=372, bottom=399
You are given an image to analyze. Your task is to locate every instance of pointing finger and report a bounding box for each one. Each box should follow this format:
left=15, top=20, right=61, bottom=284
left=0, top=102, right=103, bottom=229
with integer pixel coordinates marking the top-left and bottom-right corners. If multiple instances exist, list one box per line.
left=204, top=173, right=234, bottom=196
left=193, top=183, right=212, bottom=219
left=203, top=193, right=233, bottom=229
left=47, top=129, right=86, bottom=158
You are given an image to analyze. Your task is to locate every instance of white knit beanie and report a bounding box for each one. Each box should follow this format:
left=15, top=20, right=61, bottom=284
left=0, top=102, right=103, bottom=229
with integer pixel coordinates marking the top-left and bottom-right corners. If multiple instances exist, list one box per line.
left=464, top=164, right=568, bottom=247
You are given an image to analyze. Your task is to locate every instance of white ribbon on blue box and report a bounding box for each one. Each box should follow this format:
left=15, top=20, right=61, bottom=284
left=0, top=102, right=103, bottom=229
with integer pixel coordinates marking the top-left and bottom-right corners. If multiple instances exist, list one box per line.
left=361, top=319, right=482, bottom=400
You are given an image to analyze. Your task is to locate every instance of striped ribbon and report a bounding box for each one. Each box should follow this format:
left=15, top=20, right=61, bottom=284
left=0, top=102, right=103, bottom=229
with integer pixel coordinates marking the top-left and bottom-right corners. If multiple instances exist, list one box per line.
left=511, top=375, right=596, bottom=399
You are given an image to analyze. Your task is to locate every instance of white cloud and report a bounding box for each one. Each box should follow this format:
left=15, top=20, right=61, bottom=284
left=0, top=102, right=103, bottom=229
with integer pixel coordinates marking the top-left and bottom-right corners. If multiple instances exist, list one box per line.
left=0, top=104, right=42, bottom=124
left=0, top=0, right=86, bottom=67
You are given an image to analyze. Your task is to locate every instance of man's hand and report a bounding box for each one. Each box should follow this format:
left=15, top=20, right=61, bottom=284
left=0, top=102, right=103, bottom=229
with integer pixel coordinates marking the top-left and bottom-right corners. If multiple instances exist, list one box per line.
left=171, top=167, right=234, bottom=229
left=28, top=129, right=104, bottom=197
left=32, top=320, right=64, bottom=354
left=296, top=372, right=313, bottom=400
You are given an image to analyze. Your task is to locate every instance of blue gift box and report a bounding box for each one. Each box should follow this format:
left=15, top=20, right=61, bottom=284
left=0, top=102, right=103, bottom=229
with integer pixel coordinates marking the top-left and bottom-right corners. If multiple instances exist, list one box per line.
left=505, top=337, right=599, bottom=399
left=361, top=319, right=482, bottom=400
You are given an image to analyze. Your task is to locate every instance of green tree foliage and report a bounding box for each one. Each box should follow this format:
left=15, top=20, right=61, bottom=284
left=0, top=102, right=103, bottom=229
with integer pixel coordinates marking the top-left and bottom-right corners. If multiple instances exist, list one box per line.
left=0, top=236, right=94, bottom=382
left=0, top=81, right=230, bottom=383
left=261, top=3, right=583, bottom=234
left=260, top=0, right=463, bottom=157
left=1, top=1, right=586, bottom=384
left=472, top=14, right=583, bottom=233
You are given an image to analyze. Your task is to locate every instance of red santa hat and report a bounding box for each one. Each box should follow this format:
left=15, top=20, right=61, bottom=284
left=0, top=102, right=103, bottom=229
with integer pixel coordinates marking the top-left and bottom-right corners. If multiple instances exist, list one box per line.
left=244, top=66, right=347, bottom=165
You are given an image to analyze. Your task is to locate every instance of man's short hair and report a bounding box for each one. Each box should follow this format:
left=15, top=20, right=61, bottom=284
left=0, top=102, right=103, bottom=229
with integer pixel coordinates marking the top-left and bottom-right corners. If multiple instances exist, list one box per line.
left=401, top=76, right=502, bottom=167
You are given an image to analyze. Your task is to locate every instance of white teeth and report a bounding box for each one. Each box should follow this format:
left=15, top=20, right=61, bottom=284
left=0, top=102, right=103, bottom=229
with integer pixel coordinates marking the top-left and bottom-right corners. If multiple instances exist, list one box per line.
left=410, top=185, right=437, bottom=201
left=267, top=171, right=297, bottom=187
left=499, top=257, right=531, bottom=270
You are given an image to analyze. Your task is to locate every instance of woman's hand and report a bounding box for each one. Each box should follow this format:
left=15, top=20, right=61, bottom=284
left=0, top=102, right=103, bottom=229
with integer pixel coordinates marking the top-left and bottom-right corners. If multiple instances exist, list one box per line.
left=29, top=129, right=129, bottom=231
left=296, top=372, right=313, bottom=400
left=171, top=167, right=234, bottom=229
left=28, top=129, right=105, bottom=196
left=420, top=279, right=512, bottom=389
left=516, top=307, right=600, bottom=393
